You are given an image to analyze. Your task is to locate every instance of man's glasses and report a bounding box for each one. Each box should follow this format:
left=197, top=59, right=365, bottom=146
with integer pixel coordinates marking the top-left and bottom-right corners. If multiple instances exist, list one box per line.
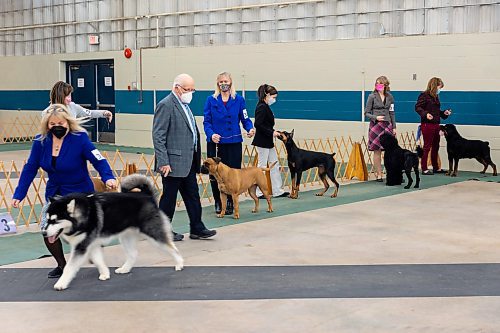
left=176, top=84, right=196, bottom=93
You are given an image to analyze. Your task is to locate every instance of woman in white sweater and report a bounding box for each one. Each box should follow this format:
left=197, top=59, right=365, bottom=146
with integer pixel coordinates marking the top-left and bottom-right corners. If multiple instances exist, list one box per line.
left=42, top=81, right=113, bottom=122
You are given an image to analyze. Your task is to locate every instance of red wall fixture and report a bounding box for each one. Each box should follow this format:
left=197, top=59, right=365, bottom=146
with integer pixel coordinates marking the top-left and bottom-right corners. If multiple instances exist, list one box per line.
left=124, top=48, right=132, bottom=59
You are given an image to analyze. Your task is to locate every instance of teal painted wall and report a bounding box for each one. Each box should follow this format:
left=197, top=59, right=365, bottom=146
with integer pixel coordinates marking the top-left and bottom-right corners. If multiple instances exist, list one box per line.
left=1, top=90, right=499, bottom=126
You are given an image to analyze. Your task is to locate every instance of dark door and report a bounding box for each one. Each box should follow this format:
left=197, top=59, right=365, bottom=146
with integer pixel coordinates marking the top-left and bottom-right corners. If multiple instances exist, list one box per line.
left=66, top=60, right=115, bottom=143
left=95, top=63, right=115, bottom=142
left=68, top=63, right=97, bottom=140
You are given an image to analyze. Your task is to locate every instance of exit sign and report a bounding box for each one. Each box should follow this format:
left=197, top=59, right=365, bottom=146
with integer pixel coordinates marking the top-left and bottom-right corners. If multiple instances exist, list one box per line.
left=89, top=35, right=100, bottom=45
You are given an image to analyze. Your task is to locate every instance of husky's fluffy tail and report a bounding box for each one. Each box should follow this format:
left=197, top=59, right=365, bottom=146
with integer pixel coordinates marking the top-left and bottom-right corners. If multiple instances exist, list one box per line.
left=120, top=174, right=157, bottom=197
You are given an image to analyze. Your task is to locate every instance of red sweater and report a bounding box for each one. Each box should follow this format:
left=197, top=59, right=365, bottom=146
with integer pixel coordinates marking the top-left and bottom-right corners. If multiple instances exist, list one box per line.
left=415, top=92, right=449, bottom=124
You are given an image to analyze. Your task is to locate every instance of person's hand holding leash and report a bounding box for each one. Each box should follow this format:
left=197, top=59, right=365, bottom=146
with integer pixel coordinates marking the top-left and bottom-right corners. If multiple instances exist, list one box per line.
left=247, top=128, right=255, bottom=138
left=105, top=179, right=117, bottom=190
left=376, top=115, right=385, bottom=121
left=103, top=110, right=113, bottom=123
left=11, top=199, right=20, bottom=208
left=211, top=134, right=221, bottom=143
left=426, top=113, right=434, bottom=120
left=444, top=109, right=452, bottom=116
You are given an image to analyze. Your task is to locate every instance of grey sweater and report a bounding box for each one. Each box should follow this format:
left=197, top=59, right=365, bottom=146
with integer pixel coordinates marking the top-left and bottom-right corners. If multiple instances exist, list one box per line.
left=364, top=92, right=396, bottom=128
left=42, top=102, right=107, bottom=119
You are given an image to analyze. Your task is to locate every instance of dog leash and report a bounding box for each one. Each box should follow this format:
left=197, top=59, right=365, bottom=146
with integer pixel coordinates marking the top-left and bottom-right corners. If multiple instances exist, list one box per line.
left=214, top=134, right=244, bottom=157
left=217, top=133, right=244, bottom=140
left=77, top=115, right=112, bottom=142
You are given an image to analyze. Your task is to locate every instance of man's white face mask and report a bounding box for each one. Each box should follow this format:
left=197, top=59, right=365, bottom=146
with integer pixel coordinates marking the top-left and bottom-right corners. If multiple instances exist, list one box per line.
left=180, top=91, right=193, bottom=104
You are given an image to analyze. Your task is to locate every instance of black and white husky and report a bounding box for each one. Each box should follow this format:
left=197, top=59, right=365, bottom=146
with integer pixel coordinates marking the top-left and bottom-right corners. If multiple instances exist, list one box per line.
left=43, top=174, right=184, bottom=291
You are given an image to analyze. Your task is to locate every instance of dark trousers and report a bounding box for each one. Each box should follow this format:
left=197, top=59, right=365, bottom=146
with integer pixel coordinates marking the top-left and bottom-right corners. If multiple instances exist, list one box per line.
left=207, top=142, right=242, bottom=205
left=421, top=122, right=441, bottom=171
left=159, top=159, right=207, bottom=233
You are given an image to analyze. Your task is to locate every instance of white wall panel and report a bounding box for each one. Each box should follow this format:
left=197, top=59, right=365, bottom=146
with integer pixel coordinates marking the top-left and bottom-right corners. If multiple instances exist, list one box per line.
left=1, top=0, right=500, bottom=56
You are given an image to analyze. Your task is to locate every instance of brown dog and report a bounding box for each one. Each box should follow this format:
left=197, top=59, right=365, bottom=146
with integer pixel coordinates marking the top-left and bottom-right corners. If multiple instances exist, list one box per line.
left=91, top=162, right=139, bottom=193
left=91, top=177, right=118, bottom=193
left=201, top=157, right=276, bottom=219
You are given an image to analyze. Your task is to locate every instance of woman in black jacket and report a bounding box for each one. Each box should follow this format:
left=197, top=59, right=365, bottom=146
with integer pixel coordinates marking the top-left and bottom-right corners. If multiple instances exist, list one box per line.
left=251, top=84, right=289, bottom=198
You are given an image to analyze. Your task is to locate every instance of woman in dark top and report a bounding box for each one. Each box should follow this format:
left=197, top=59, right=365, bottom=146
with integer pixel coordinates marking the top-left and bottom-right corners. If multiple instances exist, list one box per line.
left=365, top=76, right=396, bottom=181
left=415, top=77, right=452, bottom=175
left=251, top=84, right=288, bottom=198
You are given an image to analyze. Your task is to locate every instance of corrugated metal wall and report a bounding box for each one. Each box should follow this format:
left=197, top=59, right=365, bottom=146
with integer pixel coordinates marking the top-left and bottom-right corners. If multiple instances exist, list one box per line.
left=1, top=0, right=499, bottom=56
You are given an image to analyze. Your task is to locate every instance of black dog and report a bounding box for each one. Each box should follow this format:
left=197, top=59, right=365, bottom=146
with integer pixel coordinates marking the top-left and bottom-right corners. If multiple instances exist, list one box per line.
left=440, top=124, right=497, bottom=177
left=277, top=130, right=339, bottom=198
left=380, top=133, right=423, bottom=189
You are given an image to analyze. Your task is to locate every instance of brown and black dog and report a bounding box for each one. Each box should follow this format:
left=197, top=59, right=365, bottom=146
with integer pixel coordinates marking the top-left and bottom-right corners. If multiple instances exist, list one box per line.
left=278, top=130, right=339, bottom=199
left=440, top=124, right=497, bottom=177
left=201, top=157, right=275, bottom=219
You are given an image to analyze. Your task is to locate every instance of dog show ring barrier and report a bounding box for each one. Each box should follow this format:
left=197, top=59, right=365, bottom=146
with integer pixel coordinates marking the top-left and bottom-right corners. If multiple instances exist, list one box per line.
left=0, top=114, right=419, bottom=226
left=0, top=112, right=40, bottom=144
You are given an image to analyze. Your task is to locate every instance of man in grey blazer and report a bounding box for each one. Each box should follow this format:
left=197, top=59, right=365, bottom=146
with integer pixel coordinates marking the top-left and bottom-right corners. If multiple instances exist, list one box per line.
left=153, top=73, right=216, bottom=241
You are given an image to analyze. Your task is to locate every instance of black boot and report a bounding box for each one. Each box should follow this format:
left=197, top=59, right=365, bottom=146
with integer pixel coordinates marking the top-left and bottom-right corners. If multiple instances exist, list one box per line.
left=43, top=237, right=66, bottom=278
left=225, top=199, right=234, bottom=215
left=48, top=266, right=64, bottom=278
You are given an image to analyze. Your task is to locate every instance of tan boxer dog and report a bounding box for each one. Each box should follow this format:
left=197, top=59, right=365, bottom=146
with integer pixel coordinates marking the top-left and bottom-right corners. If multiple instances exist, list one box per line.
left=91, top=177, right=118, bottom=193
left=91, top=162, right=139, bottom=193
left=201, top=157, right=276, bottom=219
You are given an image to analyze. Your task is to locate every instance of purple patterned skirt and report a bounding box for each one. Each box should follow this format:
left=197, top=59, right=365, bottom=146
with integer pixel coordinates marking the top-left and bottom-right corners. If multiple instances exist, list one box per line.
left=368, top=121, right=393, bottom=151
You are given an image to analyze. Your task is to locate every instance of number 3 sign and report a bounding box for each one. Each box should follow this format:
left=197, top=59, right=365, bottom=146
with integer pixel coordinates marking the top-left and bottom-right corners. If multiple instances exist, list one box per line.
left=0, top=213, right=17, bottom=235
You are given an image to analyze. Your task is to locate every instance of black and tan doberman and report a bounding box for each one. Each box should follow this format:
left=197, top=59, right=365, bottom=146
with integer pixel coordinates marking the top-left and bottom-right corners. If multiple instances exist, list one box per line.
left=277, top=130, right=339, bottom=199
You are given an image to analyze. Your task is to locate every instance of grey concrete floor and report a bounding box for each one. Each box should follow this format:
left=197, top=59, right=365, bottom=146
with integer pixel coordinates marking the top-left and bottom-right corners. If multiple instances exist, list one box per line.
left=2, top=180, right=500, bottom=332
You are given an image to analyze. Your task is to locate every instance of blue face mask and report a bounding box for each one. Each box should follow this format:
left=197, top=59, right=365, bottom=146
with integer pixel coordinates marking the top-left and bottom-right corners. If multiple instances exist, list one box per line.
left=436, top=88, right=441, bottom=95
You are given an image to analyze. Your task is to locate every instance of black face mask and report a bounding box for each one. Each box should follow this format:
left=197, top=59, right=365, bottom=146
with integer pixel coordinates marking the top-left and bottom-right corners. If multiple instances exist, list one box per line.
left=50, top=126, right=68, bottom=139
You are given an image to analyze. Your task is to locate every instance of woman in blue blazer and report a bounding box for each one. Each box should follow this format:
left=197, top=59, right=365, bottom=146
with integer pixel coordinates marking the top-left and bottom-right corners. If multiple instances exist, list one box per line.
left=203, top=72, right=255, bottom=215
left=12, top=104, right=116, bottom=278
